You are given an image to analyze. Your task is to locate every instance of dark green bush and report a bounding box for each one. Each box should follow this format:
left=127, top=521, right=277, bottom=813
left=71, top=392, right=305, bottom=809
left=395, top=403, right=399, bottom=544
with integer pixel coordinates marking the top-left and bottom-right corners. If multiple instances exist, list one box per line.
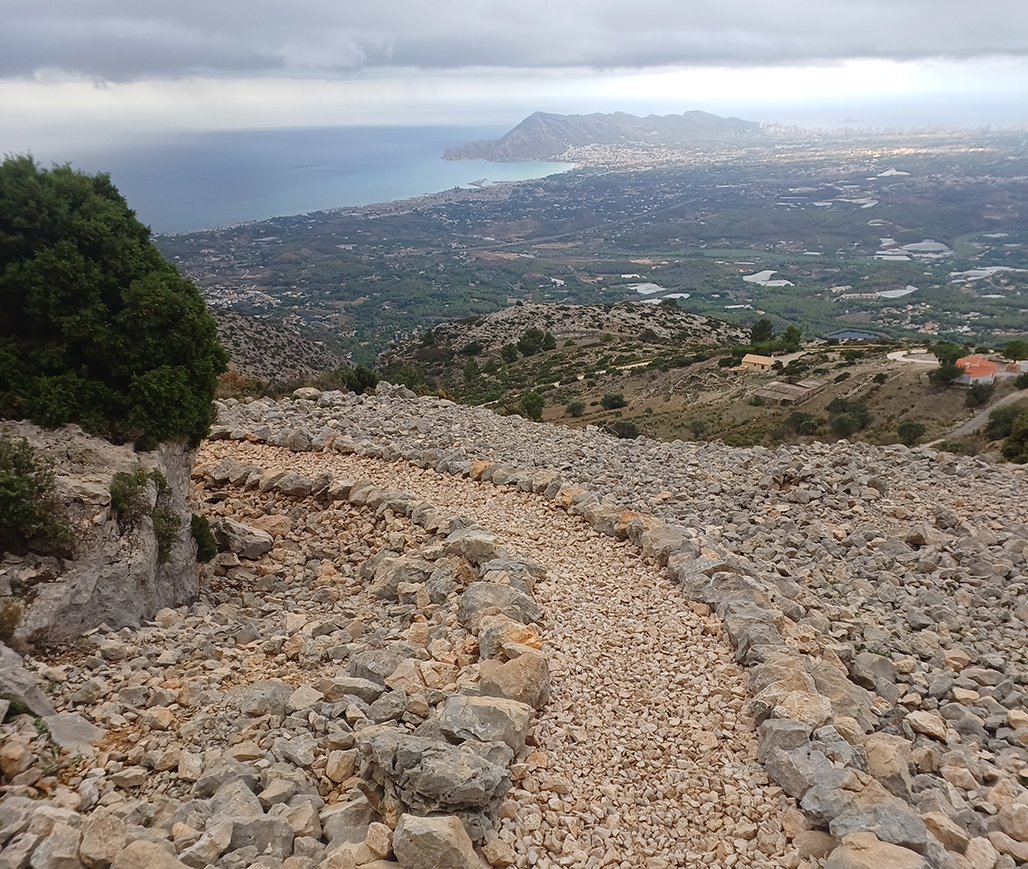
left=517, top=328, right=546, bottom=356
left=500, top=344, right=519, bottom=364
left=109, top=470, right=153, bottom=528
left=0, top=156, right=229, bottom=448
left=872, top=372, right=888, bottom=385
left=151, top=505, right=181, bottom=564
left=897, top=420, right=927, bottom=445
left=1016, top=373, right=1028, bottom=389
left=566, top=401, right=586, bottom=418
left=600, top=393, right=628, bottom=410
left=191, top=513, right=218, bottom=563
left=928, top=362, right=962, bottom=389
left=1001, top=411, right=1028, bottom=464
left=984, top=401, right=1028, bottom=440
left=608, top=420, right=640, bottom=439
left=519, top=391, right=545, bottom=421
left=0, top=431, right=73, bottom=553
left=966, top=382, right=995, bottom=408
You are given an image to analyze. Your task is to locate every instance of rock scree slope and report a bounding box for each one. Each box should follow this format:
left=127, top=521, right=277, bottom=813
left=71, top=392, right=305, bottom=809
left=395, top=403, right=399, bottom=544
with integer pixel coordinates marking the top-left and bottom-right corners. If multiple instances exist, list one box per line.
left=2, top=381, right=1028, bottom=869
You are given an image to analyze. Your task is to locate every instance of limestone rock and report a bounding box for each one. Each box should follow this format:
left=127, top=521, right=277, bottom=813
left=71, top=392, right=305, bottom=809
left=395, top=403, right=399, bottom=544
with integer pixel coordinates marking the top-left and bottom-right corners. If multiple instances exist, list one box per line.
left=212, top=517, right=273, bottom=559
left=438, top=695, right=535, bottom=751
left=392, top=814, right=480, bottom=869
left=824, top=832, right=927, bottom=869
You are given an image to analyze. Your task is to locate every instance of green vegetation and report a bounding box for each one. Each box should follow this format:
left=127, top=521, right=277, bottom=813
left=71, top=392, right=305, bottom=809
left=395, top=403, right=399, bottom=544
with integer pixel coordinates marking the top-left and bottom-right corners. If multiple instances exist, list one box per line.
left=315, top=364, right=379, bottom=395
left=0, top=431, right=73, bottom=553
left=519, top=391, right=545, bottom=421
left=826, top=398, right=872, bottom=437
left=965, top=382, right=995, bottom=408
left=600, top=393, right=628, bottom=410
left=897, top=420, right=927, bottom=445
left=0, top=600, right=21, bottom=644
left=607, top=420, right=640, bottom=439
left=110, top=468, right=181, bottom=563
left=1004, top=340, right=1028, bottom=361
left=190, top=513, right=218, bottom=563
left=928, top=363, right=962, bottom=389
left=1001, top=409, right=1028, bottom=463
left=0, top=156, right=229, bottom=449
left=984, top=401, right=1028, bottom=440
left=566, top=401, right=586, bottom=418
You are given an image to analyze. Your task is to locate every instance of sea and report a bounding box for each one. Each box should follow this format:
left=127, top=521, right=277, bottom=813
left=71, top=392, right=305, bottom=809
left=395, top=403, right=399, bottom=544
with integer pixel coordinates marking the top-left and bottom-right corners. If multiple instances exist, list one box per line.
left=31, top=126, right=571, bottom=235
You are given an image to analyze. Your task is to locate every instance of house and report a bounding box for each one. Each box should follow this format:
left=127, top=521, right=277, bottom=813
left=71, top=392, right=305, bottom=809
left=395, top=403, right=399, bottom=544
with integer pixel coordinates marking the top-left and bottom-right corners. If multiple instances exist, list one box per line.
left=741, top=353, right=774, bottom=372
left=955, top=354, right=999, bottom=386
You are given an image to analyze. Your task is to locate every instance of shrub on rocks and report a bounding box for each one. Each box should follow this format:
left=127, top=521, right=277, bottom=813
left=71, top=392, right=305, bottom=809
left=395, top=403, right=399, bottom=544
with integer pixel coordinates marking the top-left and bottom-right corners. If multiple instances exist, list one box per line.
left=0, top=430, right=73, bottom=553
left=0, top=157, right=228, bottom=449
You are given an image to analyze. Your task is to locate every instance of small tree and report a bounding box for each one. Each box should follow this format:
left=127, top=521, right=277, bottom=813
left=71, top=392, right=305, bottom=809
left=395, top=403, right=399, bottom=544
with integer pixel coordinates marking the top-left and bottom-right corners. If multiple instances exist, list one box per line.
left=984, top=401, right=1028, bottom=439
left=542, top=331, right=557, bottom=351
left=750, top=319, right=775, bottom=344
left=0, top=431, right=73, bottom=553
left=519, top=391, right=544, bottom=420
left=966, top=381, right=995, bottom=408
left=1000, top=410, right=1028, bottom=463
left=517, top=328, right=545, bottom=356
left=566, top=401, right=586, bottom=418
left=0, top=156, right=228, bottom=448
left=500, top=344, right=519, bottom=364
left=928, top=362, right=962, bottom=389
left=897, top=420, right=927, bottom=446
left=462, top=358, right=480, bottom=382
left=600, top=393, right=628, bottom=410
left=1003, top=340, right=1028, bottom=361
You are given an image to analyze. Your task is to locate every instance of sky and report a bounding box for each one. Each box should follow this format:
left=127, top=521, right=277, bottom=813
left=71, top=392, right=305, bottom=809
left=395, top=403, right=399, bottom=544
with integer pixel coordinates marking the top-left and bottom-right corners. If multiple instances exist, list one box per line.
left=2, top=0, right=1028, bottom=152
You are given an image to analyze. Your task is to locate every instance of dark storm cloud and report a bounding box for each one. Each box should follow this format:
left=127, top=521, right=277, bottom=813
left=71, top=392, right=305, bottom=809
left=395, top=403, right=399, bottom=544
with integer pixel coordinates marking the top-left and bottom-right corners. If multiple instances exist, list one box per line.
left=2, top=0, right=1026, bottom=80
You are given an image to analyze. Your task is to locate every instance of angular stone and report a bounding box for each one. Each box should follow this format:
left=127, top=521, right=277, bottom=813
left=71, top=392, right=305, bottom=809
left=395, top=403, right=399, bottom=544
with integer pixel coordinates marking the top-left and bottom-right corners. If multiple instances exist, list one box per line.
left=287, top=685, right=324, bottom=713
left=321, top=796, right=374, bottom=845
left=357, top=729, right=511, bottom=816
left=228, top=816, right=294, bottom=858
left=438, top=695, right=535, bottom=752
left=921, top=811, right=970, bottom=854
left=25, top=822, right=81, bottom=869
left=392, top=814, right=479, bottom=869
left=325, top=750, right=357, bottom=784
left=42, top=713, right=106, bottom=758
left=757, top=719, right=810, bottom=764
left=773, top=691, right=833, bottom=729
left=864, top=733, right=913, bottom=798
left=989, top=830, right=1028, bottom=862
left=211, top=779, right=264, bottom=819
left=236, top=680, right=295, bottom=717
left=211, top=517, right=273, bottom=559
left=478, top=650, right=550, bottom=710
left=829, top=805, right=928, bottom=854
left=476, top=615, right=543, bottom=659
left=79, top=810, right=128, bottom=869
left=111, top=841, right=188, bottom=869
left=998, top=802, right=1028, bottom=843
left=906, top=711, right=948, bottom=741
left=444, top=527, right=505, bottom=564
left=457, top=584, right=541, bottom=626
left=824, top=832, right=926, bottom=868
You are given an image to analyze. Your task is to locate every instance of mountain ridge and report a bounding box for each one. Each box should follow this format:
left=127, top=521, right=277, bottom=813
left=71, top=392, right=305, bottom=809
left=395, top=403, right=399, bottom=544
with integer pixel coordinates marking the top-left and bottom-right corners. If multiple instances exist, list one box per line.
left=443, top=109, right=761, bottom=161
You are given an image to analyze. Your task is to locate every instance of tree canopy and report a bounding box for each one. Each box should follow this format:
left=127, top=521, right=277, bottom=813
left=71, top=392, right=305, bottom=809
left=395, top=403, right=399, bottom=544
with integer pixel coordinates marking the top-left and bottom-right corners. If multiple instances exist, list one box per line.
left=0, top=156, right=228, bottom=448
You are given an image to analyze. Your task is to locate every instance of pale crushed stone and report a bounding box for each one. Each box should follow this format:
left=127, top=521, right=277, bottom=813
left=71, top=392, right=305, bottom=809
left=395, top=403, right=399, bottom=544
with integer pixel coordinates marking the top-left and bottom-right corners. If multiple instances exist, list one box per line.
left=198, top=442, right=805, bottom=869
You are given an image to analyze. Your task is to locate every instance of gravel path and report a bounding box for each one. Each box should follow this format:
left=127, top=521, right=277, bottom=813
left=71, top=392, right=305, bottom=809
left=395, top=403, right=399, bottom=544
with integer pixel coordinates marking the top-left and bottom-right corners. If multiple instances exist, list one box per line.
left=198, top=442, right=801, bottom=869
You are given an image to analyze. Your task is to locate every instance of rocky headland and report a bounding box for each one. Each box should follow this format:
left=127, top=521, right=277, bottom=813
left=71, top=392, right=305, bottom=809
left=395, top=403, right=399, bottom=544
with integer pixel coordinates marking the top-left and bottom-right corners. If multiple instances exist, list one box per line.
left=3, top=383, right=1028, bottom=869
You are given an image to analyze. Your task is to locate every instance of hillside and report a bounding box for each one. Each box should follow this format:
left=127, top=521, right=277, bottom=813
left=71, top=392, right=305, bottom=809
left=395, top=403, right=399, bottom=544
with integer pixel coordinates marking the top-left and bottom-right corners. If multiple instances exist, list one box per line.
left=211, top=308, right=348, bottom=386
left=443, top=110, right=761, bottom=161
left=375, top=301, right=745, bottom=406
left=4, top=382, right=1028, bottom=869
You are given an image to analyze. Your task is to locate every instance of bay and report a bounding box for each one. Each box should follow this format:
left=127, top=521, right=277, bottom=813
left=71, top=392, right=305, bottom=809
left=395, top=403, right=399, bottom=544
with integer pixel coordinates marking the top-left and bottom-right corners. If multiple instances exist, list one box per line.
left=35, top=126, right=570, bottom=234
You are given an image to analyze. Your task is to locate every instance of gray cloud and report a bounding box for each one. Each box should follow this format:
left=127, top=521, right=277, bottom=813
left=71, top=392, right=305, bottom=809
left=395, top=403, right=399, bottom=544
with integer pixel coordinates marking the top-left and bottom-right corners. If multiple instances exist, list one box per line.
left=2, top=0, right=1026, bottom=81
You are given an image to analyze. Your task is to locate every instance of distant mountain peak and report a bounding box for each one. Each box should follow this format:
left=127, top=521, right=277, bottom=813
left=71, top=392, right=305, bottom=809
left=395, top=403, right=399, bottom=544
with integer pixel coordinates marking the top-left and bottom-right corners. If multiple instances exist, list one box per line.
left=443, top=109, right=760, bottom=162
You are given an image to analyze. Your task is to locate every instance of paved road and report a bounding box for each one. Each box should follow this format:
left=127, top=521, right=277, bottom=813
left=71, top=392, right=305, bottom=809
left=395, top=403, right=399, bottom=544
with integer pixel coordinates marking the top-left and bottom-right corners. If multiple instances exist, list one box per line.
left=927, top=387, right=1028, bottom=444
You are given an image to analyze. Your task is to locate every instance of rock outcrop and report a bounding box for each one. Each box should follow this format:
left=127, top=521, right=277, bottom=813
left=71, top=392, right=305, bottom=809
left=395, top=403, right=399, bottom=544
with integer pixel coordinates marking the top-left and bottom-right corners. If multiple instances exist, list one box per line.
left=1, top=421, right=201, bottom=645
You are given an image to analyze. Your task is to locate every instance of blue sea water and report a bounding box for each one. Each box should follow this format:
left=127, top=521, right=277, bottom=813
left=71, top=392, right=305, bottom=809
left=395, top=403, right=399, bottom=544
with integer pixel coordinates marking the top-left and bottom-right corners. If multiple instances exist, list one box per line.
left=37, top=126, right=570, bottom=235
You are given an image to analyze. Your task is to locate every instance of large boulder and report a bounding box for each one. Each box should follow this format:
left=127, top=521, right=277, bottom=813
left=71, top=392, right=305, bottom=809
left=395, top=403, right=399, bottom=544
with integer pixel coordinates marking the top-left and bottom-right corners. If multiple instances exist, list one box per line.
left=438, top=695, right=535, bottom=751
left=357, top=728, right=511, bottom=819
left=392, top=814, right=480, bottom=869
left=212, top=517, right=273, bottom=559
